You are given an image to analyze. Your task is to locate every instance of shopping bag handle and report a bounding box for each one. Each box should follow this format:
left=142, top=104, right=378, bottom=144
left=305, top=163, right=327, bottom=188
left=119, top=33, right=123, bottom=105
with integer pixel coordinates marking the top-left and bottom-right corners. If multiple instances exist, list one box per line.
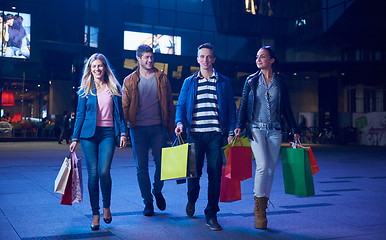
left=69, top=151, right=79, bottom=168
left=172, top=134, right=185, bottom=147
left=230, top=136, right=237, bottom=146
left=290, top=139, right=303, bottom=149
left=231, top=136, right=245, bottom=146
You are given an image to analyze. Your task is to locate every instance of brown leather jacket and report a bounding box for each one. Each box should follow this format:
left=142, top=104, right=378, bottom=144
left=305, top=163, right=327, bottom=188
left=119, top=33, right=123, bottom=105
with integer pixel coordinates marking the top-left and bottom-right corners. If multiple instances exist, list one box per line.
left=122, top=67, right=175, bottom=133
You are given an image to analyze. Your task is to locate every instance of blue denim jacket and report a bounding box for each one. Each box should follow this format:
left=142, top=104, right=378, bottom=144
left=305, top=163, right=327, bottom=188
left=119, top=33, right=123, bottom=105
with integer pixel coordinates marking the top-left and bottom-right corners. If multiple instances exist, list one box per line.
left=72, top=89, right=127, bottom=141
left=175, top=70, right=236, bottom=136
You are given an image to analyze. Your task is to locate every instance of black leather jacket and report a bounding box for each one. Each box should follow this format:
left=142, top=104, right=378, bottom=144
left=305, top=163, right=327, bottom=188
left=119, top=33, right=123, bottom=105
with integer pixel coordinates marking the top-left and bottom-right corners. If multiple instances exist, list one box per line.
left=236, top=71, right=299, bottom=138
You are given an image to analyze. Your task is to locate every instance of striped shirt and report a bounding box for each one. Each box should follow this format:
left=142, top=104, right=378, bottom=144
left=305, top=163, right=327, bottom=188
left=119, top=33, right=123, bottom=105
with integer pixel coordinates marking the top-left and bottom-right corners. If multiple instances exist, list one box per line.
left=191, top=72, right=221, bottom=133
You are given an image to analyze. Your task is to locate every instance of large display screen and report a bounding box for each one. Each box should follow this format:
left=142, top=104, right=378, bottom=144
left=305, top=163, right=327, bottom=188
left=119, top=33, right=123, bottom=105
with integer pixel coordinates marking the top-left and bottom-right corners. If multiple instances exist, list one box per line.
left=1, top=11, right=31, bottom=59
left=124, top=31, right=181, bottom=55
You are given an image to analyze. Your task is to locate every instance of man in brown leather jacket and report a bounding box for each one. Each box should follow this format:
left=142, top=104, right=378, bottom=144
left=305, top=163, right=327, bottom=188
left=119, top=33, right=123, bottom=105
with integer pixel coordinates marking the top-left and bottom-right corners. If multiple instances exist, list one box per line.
left=122, top=44, right=175, bottom=216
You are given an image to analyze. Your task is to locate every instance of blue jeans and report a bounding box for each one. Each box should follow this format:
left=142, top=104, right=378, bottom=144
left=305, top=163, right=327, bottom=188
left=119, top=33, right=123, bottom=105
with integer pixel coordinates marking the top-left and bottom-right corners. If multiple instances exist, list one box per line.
left=80, top=127, right=115, bottom=215
left=187, top=132, right=223, bottom=219
left=130, top=125, right=166, bottom=205
left=250, top=129, right=282, bottom=198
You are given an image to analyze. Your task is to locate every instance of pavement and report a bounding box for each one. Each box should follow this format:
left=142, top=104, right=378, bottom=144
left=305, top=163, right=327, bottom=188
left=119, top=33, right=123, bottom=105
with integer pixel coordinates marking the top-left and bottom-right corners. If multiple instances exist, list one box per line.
left=0, top=141, right=385, bottom=240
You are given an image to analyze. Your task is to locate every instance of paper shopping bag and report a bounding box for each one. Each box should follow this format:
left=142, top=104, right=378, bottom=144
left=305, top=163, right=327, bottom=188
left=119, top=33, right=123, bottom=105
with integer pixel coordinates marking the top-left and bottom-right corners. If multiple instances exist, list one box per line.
left=281, top=147, right=315, bottom=197
left=290, top=142, right=320, bottom=175
left=223, top=136, right=251, bottom=149
left=60, top=168, right=73, bottom=205
left=304, top=147, right=319, bottom=175
left=187, top=143, right=197, bottom=178
left=161, top=143, right=189, bottom=180
left=176, top=142, right=198, bottom=184
left=224, top=146, right=252, bottom=181
left=223, top=136, right=253, bottom=159
left=54, top=155, right=72, bottom=194
left=71, top=152, right=83, bottom=203
left=223, top=137, right=252, bottom=181
left=220, top=166, right=241, bottom=202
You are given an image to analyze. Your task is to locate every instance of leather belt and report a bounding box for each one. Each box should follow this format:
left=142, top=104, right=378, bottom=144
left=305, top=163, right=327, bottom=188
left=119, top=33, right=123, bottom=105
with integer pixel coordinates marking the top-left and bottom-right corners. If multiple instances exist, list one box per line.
left=251, top=123, right=275, bottom=130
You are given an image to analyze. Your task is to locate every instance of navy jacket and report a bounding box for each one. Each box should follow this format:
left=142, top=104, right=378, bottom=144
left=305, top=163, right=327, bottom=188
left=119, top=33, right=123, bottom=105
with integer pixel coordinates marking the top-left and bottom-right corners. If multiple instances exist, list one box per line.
left=175, top=70, right=236, bottom=136
left=72, top=89, right=127, bottom=141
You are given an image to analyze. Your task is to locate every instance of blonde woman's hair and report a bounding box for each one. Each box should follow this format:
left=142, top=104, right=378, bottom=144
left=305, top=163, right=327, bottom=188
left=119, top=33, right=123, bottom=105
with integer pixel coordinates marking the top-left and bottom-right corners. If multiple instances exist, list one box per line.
left=78, top=53, right=122, bottom=97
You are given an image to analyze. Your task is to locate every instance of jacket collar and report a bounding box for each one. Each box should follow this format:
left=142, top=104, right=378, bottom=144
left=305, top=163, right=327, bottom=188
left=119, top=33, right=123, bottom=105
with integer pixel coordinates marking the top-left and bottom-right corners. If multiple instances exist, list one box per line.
left=247, top=70, right=260, bottom=85
left=193, top=69, right=218, bottom=80
left=134, top=66, right=163, bottom=79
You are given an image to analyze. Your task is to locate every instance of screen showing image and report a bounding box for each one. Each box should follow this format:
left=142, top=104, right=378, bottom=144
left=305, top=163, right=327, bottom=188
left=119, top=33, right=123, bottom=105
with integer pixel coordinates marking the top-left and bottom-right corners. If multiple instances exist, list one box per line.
left=124, top=31, right=181, bottom=55
left=1, top=11, right=31, bottom=59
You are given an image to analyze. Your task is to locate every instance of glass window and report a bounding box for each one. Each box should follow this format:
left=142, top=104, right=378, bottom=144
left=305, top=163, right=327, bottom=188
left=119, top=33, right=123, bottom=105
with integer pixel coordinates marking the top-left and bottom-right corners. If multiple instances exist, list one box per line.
left=214, top=34, right=228, bottom=60
left=142, top=8, right=160, bottom=24
left=227, top=36, right=248, bottom=61
left=86, top=0, right=100, bottom=11
left=177, top=0, right=202, bottom=14
left=203, top=0, right=215, bottom=15
left=203, top=16, right=216, bottom=31
left=383, top=90, right=386, bottom=111
left=200, top=31, right=215, bottom=46
left=129, top=0, right=158, bottom=8
left=175, top=28, right=201, bottom=57
left=159, top=9, right=176, bottom=26
left=89, top=26, right=99, bottom=48
left=84, top=25, right=98, bottom=48
left=176, top=12, right=202, bottom=30
left=348, top=89, right=356, bottom=112
left=125, top=22, right=153, bottom=33
left=160, top=0, right=176, bottom=10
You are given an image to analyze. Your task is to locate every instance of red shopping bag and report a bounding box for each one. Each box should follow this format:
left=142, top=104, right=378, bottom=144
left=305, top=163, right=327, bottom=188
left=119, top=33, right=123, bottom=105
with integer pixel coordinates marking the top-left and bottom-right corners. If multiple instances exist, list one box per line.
left=290, top=142, right=320, bottom=175
left=60, top=168, right=73, bottom=205
left=224, top=138, right=252, bottom=181
left=306, top=147, right=319, bottom=175
left=220, top=166, right=241, bottom=202
left=60, top=151, right=83, bottom=205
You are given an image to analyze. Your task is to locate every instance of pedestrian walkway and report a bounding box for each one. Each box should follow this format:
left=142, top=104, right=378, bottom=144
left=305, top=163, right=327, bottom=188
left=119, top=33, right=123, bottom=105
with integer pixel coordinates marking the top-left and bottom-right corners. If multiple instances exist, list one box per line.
left=0, top=142, right=385, bottom=240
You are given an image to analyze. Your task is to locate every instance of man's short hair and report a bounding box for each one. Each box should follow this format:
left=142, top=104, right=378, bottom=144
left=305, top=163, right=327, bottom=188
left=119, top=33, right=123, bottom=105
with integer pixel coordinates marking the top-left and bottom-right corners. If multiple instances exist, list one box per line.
left=136, top=44, right=153, bottom=57
left=197, top=43, right=215, bottom=56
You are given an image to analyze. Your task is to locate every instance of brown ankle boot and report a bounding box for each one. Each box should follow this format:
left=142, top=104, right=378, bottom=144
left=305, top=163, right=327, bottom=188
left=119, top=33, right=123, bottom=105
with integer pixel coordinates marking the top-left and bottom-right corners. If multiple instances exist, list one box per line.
left=254, top=196, right=268, bottom=229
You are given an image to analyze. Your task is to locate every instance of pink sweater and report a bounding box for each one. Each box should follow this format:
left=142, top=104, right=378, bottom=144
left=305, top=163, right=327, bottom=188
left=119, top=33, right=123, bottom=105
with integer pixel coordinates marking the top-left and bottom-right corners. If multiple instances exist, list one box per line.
left=97, top=87, right=114, bottom=127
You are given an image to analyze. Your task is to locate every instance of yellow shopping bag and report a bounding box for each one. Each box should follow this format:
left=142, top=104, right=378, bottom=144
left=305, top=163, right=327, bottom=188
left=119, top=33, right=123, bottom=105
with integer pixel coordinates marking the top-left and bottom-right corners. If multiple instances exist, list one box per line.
left=161, top=142, right=189, bottom=181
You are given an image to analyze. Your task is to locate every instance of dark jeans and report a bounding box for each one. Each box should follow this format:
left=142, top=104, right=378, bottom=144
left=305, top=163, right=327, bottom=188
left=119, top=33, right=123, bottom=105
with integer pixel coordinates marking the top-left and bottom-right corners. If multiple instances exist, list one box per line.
left=80, top=127, right=115, bottom=216
left=187, top=131, right=223, bottom=219
left=130, top=125, right=166, bottom=205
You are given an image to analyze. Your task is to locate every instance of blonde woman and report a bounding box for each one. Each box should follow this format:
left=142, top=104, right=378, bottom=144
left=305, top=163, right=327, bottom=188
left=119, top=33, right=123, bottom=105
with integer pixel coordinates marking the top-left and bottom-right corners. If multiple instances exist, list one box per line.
left=69, top=53, right=127, bottom=231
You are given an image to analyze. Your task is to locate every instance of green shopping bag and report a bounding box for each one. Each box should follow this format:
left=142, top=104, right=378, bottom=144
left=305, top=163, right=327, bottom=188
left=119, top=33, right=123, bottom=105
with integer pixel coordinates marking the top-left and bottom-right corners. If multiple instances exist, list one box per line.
left=161, top=143, right=189, bottom=180
left=281, top=147, right=315, bottom=197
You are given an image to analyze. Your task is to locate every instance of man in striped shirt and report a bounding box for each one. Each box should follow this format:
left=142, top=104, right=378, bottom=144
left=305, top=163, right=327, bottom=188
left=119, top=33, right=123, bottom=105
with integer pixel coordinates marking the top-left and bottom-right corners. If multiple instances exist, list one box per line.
left=175, top=43, right=236, bottom=231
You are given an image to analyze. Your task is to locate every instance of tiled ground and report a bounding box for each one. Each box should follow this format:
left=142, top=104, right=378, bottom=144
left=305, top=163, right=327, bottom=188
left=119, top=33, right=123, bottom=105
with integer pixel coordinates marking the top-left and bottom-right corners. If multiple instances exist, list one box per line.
left=0, top=141, right=385, bottom=240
